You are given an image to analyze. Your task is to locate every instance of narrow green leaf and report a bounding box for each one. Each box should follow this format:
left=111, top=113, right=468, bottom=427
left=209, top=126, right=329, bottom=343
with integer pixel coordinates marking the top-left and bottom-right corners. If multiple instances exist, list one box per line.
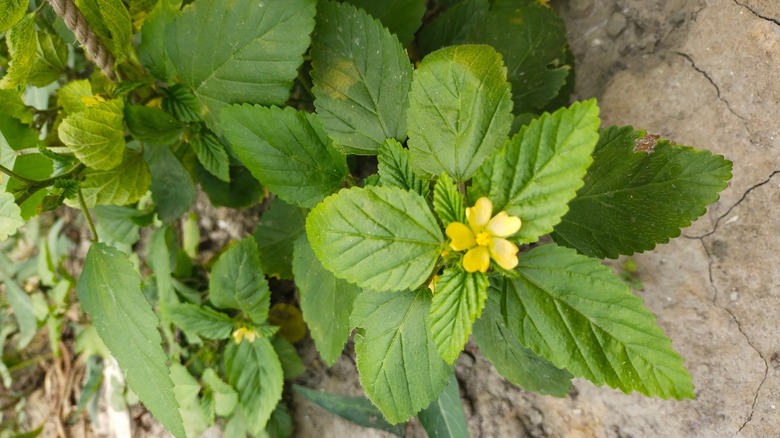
left=293, top=234, right=360, bottom=366
left=164, top=303, right=233, bottom=340
left=472, top=291, right=572, bottom=396
left=471, top=100, right=600, bottom=244
left=209, top=237, right=270, bottom=324
left=221, top=105, right=348, bottom=208
left=252, top=199, right=306, bottom=280
left=432, top=173, right=465, bottom=228
left=189, top=130, right=230, bottom=183
left=125, top=105, right=184, bottom=145
left=430, top=267, right=489, bottom=363
left=166, top=0, right=315, bottom=129
left=28, top=31, right=68, bottom=87
left=378, top=138, right=429, bottom=198
left=79, top=150, right=151, bottom=207
left=0, top=0, right=27, bottom=33
left=306, top=186, right=444, bottom=292
left=552, top=126, right=733, bottom=258
left=76, top=0, right=132, bottom=59
left=58, top=99, right=126, bottom=170
left=202, top=368, right=238, bottom=417
left=0, top=14, right=37, bottom=90
left=344, top=0, right=426, bottom=47
left=503, top=243, right=695, bottom=399
left=293, top=385, right=404, bottom=437
left=271, top=335, right=305, bottom=380
left=311, top=1, right=412, bottom=155
left=417, top=374, right=469, bottom=438
left=146, top=144, right=196, bottom=223
left=417, top=0, right=489, bottom=56
left=57, top=79, right=93, bottom=114
left=170, top=363, right=209, bottom=438
left=224, top=338, right=284, bottom=436
left=4, top=279, right=37, bottom=349
left=407, top=44, right=513, bottom=181
left=77, top=243, right=185, bottom=437
left=0, top=191, right=24, bottom=241
left=139, top=0, right=180, bottom=82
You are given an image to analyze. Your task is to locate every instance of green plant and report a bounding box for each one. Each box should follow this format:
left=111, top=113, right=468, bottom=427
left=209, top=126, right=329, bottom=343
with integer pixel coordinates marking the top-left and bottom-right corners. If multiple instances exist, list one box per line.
left=0, top=0, right=732, bottom=437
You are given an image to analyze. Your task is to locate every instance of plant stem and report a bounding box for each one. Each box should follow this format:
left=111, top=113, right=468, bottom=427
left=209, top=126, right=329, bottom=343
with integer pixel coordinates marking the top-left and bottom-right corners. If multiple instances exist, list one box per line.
left=0, top=164, right=38, bottom=185
left=78, top=188, right=99, bottom=242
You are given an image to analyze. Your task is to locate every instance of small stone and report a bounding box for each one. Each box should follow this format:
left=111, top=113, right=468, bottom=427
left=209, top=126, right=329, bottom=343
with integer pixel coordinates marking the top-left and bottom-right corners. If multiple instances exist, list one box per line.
left=729, top=291, right=739, bottom=302
left=606, top=12, right=628, bottom=38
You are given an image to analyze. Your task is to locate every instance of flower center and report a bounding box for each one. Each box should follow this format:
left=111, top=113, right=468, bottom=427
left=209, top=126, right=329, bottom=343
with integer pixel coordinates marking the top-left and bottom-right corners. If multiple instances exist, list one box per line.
left=475, top=231, right=492, bottom=247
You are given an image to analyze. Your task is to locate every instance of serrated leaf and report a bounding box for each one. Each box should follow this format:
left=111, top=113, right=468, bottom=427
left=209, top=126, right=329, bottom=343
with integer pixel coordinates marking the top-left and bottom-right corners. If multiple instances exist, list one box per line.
left=162, top=83, right=200, bottom=122
left=467, top=0, right=570, bottom=113
left=221, top=105, right=348, bottom=208
left=166, top=0, right=315, bottom=129
left=164, top=303, right=233, bottom=340
left=350, top=288, right=452, bottom=424
left=502, top=243, right=695, bottom=399
left=407, top=44, right=513, bottom=181
left=432, top=173, right=465, bottom=228
left=139, top=0, right=180, bottom=82
left=417, top=374, right=469, bottom=438
left=306, top=186, right=443, bottom=292
left=79, top=150, right=151, bottom=207
left=4, top=279, right=36, bottom=349
left=170, top=363, right=209, bottom=438
left=271, top=335, right=305, bottom=380
left=344, top=0, right=426, bottom=47
left=293, top=234, right=360, bottom=366
left=145, top=144, right=195, bottom=222
left=429, top=267, right=488, bottom=363
left=293, top=385, right=404, bottom=437
left=0, top=191, right=24, bottom=241
left=76, top=243, right=185, bottom=437
left=1, top=14, right=37, bottom=90
left=224, top=338, right=284, bottom=436
left=0, top=0, right=27, bottom=33
left=57, top=79, right=93, bottom=114
left=76, top=0, right=132, bottom=60
left=472, top=291, right=572, bottom=396
left=189, top=129, right=230, bottom=183
left=125, top=104, right=184, bottom=145
left=58, top=99, right=126, bottom=170
left=378, top=138, right=429, bottom=198
left=28, top=31, right=68, bottom=87
left=202, top=368, right=238, bottom=417
left=209, top=237, right=270, bottom=324
left=417, top=0, right=489, bottom=56
left=311, top=1, right=412, bottom=155
left=471, top=100, right=600, bottom=244
left=253, top=199, right=306, bottom=280
left=552, top=126, right=733, bottom=258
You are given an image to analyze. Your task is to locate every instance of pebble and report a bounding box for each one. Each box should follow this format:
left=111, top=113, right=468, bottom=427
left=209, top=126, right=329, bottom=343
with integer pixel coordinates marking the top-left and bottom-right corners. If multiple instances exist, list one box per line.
left=607, top=12, right=628, bottom=38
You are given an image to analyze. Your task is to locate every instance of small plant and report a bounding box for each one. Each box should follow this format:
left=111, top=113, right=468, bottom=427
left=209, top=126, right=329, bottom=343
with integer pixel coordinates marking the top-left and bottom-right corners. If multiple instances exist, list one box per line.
left=0, top=0, right=732, bottom=437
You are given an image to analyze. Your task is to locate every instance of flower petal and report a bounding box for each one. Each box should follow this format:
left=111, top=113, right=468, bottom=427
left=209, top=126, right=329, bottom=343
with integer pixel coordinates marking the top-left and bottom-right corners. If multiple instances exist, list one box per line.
left=446, top=222, right=476, bottom=251
left=463, top=246, right=490, bottom=273
left=486, top=211, right=522, bottom=238
left=466, top=197, right=493, bottom=231
left=489, top=238, right=519, bottom=270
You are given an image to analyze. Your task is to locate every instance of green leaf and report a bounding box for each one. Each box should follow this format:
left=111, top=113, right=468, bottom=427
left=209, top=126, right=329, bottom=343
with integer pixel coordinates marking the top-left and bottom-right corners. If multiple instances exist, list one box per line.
left=0, top=14, right=37, bottom=90
left=170, top=363, right=209, bottom=438
left=139, top=0, right=180, bottom=82
left=407, top=44, right=513, bottom=181
left=93, top=205, right=142, bottom=246
left=189, top=129, right=230, bottom=183
left=198, top=164, right=263, bottom=209
left=266, top=403, right=293, bottom=438
left=166, top=0, right=315, bottom=129
left=429, top=267, right=488, bottom=363
left=292, top=234, right=360, bottom=366
left=472, top=290, right=572, bottom=396
left=252, top=199, right=306, bottom=280
left=417, top=374, right=469, bottom=438
left=202, top=368, right=238, bottom=417
left=76, top=0, right=132, bottom=60
left=0, top=191, right=24, bottom=241
left=145, top=144, right=196, bottom=223
left=0, top=89, right=33, bottom=124
left=344, top=0, right=426, bottom=47
left=310, top=0, right=412, bottom=155
left=57, top=79, right=93, bottom=114
left=378, top=138, right=429, bottom=198
left=467, top=0, right=570, bottom=113
left=552, top=126, right=733, bottom=258
left=503, top=243, right=695, bottom=399
left=7, top=153, right=53, bottom=219
left=58, top=99, right=126, bottom=170
left=77, top=243, right=185, bottom=437
left=28, top=31, right=68, bottom=87
left=471, top=99, right=600, bottom=244
left=164, top=303, right=233, bottom=340
left=221, top=105, right=348, bottom=208
left=4, top=279, right=36, bottom=349
left=306, top=185, right=443, bottom=292
left=162, top=83, right=200, bottom=123
left=293, top=385, right=405, bottom=437
left=125, top=105, right=184, bottom=145
left=351, top=288, right=452, bottom=424
left=79, top=150, right=151, bottom=207
left=417, top=0, right=489, bottom=56
left=432, top=173, right=465, bottom=228
left=209, top=237, right=270, bottom=324
left=0, top=0, right=27, bottom=33
left=271, top=335, right=305, bottom=380
left=224, top=338, right=284, bottom=436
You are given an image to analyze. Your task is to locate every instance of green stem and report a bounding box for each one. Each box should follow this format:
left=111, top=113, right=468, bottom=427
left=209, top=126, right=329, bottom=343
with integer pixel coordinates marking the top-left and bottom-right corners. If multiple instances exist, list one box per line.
left=78, top=188, right=99, bottom=242
left=0, top=164, right=38, bottom=185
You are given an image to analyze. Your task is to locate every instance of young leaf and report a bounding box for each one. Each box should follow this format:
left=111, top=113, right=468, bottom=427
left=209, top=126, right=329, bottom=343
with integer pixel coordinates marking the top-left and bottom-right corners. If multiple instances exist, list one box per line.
left=4, top=280, right=36, bottom=349
left=139, top=0, right=180, bottom=82
left=0, top=14, right=37, bottom=90
left=77, top=243, right=184, bottom=437
left=432, top=173, right=465, bottom=228
left=417, top=0, right=489, bottom=56
left=471, top=100, right=600, bottom=244
left=472, top=291, right=572, bottom=396
left=166, top=0, right=315, bottom=129
left=407, top=44, right=513, bottom=181
left=252, top=199, right=306, bottom=280
left=0, top=191, right=24, bottom=241
left=292, top=235, right=360, bottom=366
left=145, top=144, right=196, bottom=223
left=502, top=243, right=695, bottom=399
left=189, top=130, right=230, bottom=183
left=221, top=105, right=348, bottom=208
left=57, top=79, right=93, bottom=114
left=202, top=368, right=238, bottom=417
left=293, top=385, right=404, bottom=437
left=163, top=303, right=233, bottom=340
left=306, top=186, right=444, bottom=292
left=378, top=138, right=429, bottom=198
left=209, top=237, right=270, bottom=324
left=350, top=288, right=452, bottom=424
left=125, top=105, right=184, bottom=145
left=0, top=0, right=27, bottom=33
left=429, top=267, right=489, bottom=363
left=170, top=363, right=209, bottom=438
left=224, top=338, right=284, bottom=436
left=58, top=99, right=126, bottom=171
left=162, top=83, right=200, bottom=122
left=28, top=32, right=68, bottom=87
left=552, top=126, right=733, bottom=258
left=271, top=335, right=306, bottom=380
left=344, top=0, right=426, bottom=47
left=417, top=374, right=469, bottom=438
left=79, top=150, right=151, bottom=207
left=311, top=1, right=412, bottom=154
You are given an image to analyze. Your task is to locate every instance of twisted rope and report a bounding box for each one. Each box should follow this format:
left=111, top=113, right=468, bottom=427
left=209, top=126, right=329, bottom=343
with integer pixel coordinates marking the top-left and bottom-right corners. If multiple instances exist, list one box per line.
left=47, top=0, right=116, bottom=81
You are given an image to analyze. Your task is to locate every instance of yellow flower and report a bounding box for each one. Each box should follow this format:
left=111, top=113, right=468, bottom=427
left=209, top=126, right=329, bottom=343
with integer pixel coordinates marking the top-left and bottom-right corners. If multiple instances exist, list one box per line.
left=231, top=326, right=258, bottom=344
left=445, top=197, right=521, bottom=273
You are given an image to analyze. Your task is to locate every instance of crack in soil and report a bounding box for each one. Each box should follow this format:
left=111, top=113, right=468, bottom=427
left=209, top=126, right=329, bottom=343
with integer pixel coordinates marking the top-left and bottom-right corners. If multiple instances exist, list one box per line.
left=732, top=0, right=780, bottom=27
